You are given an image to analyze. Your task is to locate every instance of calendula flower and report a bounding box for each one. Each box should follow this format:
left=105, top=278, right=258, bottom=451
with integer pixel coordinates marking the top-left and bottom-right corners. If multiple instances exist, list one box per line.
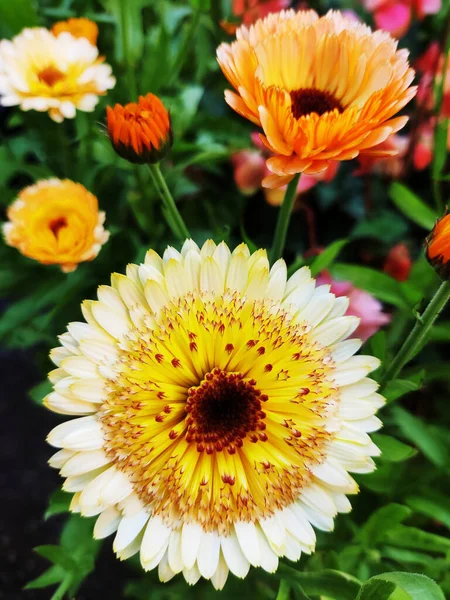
left=52, top=17, right=99, bottom=46
left=46, top=240, right=383, bottom=589
left=217, top=9, right=416, bottom=188
left=426, top=213, right=450, bottom=279
left=0, top=27, right=115, bottom=122
left=106, top=93, right=173, bottom=164
left=3, top=179, right=109, bottom=272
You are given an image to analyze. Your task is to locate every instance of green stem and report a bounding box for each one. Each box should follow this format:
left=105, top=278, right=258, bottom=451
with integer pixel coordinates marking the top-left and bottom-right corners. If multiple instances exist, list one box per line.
left=270, top=173, right=300, bottom=263
left=380, top=280, right=450, bottom=390
left=119, top=0, right=138, bottom=98
left=276, top=579, right=291, bottom=600
left=147, top=163, right=190, bottom=240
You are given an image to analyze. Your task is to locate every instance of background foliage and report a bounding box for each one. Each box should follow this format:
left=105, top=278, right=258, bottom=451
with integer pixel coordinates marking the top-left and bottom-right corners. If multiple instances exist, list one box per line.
left=0, top=0, right=450, bottom=598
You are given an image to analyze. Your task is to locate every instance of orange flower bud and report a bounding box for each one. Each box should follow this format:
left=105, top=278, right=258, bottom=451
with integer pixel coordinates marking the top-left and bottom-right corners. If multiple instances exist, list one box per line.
left=106, top=93, right=173, bottom=165
left=52, top=17, right=99, bottom=45
left=2, top=179, right=109, bottom=272
left=426, top=212, right=450, bottom=278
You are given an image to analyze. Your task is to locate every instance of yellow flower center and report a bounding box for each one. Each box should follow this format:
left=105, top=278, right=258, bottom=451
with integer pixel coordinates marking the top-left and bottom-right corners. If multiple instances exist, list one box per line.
left=100, top=291, right=338, bottom=533
left=290, top=89, right=343, bottom=119
left=49, top=216, right=68, bottom=238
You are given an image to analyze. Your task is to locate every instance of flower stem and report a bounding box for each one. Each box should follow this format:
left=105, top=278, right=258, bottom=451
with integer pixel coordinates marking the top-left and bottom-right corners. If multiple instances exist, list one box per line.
left=147, top=163, right=190, bottom=241
left=380, top=280, right=450, bottom=390
left=270, top=173, right=300, bottom=263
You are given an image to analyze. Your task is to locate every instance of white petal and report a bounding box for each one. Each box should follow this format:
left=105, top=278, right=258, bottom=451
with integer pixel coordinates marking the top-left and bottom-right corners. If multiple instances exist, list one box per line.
left=234, top=521, right=260, bottom=567
left=168, top=529, right=183, bottom=573
left=114, top=510, right=149, bottom=553
left=47, top=416, right=104, bottom=450
left=210, top=552, right=229, bottom=590
left=94, top=506, right=121, bottom=539
left=183, top=563, right=201, bottom=585
left=197, top=531, right=221, bottom=579
left=220, top=533, right=250, bottom=578
left=158, top=551, right=176, bottom=582
left=181, top=521, right=203, bottom=570
left=60, top=450, right=111, bottom=477
left=141, top=516, right=172, bottom=563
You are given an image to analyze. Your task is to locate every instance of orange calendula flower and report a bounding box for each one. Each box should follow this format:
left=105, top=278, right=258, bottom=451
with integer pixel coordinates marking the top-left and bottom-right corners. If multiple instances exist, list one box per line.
left=426, top=212, right=450, bottom=279
left=217, top=9, right=417, bottom=188
left=52, top=17, right=99, bottom=45
left=3, top=179, right=109, bottom=273
left=106, top=93, right=173, bottom=164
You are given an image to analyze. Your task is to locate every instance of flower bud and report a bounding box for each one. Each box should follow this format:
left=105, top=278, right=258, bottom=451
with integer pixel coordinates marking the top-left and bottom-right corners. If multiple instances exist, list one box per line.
left=52, top=18, right=99, bottom=45
left=426, top=212, right=450, bottom=279
left=106, top=93, right=173, bottom=165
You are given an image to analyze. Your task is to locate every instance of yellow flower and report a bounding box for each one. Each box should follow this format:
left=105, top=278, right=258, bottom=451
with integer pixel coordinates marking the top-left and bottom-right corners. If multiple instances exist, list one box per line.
left=0, top=27, right=115, bottom=122
left=3, top=179, right=109, bottom=272
left=52, top=17, right=99, bottom=46
left=217, top=9, right=416, bottom=188
left=46, top=240, right=383, bottom=588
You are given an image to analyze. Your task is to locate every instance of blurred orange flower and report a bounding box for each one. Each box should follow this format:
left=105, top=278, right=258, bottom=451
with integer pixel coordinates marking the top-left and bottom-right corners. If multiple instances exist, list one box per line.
left=52, top=17, right=99, bottom=45
left=217, top=9, right=416, bottom=188
left=106, top=93, right=173, bottom=164
left=3, top=179, right=109, bottom=272
left=426, top=212, right=450, bottom=278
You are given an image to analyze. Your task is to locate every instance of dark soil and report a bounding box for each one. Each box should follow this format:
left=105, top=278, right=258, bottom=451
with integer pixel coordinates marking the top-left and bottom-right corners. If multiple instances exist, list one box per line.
left=0, top=348, right=127, bottom=600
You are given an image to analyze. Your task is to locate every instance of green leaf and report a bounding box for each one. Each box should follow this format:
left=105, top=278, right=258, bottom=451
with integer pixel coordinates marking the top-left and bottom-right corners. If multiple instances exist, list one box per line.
left=406, top=495, right=450, bottom=530
left=429, top=321, right=450, bottom=342
left=372, top=434, right=417, bottom=462
left=432, top=120, right=449, bottom=181
left=310, top=238, right=347, bottom=277
left=99, top=0, right=145, bottom=65
left=384, top=377, right=422, bottom=403
left=367, top=331, right=386, bottom=362
left=279, top=564, right=361, bottom=600
left=29, top=380, right=52, bottom=406
left=385, top=525, right=450, bottom=554
left=360, top=504, right=412, bottom=546
left=0, top=0, right=37, bottom=35
left=330, top=263, right=420, bottom=308
left=34, top=545, right=77, bottom=571
left=25, top=565, right=65, bottom=590
left=362, top=572, right=445, bottom=600
left=356, top=579, right=396, bottom=600
left=389, top=182, right=438, bottom=230
left=392, top=406, right=447, bottom=467
left=45, top=489, right=73, bottom=520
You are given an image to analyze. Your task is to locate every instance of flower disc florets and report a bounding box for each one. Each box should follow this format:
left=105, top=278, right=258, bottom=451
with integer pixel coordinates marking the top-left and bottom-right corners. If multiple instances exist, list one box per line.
left=46, top=240, right=384, bottom=589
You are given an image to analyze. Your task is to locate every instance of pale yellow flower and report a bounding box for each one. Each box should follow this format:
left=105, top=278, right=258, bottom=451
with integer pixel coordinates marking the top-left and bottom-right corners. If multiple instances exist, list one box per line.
left=0, top=27, right=115, bottom=122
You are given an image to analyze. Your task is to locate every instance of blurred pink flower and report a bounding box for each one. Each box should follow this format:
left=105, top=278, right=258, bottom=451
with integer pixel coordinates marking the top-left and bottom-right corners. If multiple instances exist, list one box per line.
left=416, top=42, right=450, bottom=118
left=363, top=0, right=441, bottom=38
left=317, top=273, right=391, bottom=341
left=232, top=133, right=339, bottom=205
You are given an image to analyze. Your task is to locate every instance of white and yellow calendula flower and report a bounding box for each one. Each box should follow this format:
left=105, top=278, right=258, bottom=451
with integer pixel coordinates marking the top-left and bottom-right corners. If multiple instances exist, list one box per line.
left=46, top=240, right=383, bottom=589
left=0, top=27, right=115, bottom=122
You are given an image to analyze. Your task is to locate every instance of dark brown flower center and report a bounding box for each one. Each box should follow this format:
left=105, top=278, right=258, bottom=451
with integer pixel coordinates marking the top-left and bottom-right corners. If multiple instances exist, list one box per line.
left=290, top=88, right=343, bottom=119
left=49, top=217, right=68, bottom=238
left=38, top=65, right=65, bottom=87
left=185, top=368, right=268, bottom=454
